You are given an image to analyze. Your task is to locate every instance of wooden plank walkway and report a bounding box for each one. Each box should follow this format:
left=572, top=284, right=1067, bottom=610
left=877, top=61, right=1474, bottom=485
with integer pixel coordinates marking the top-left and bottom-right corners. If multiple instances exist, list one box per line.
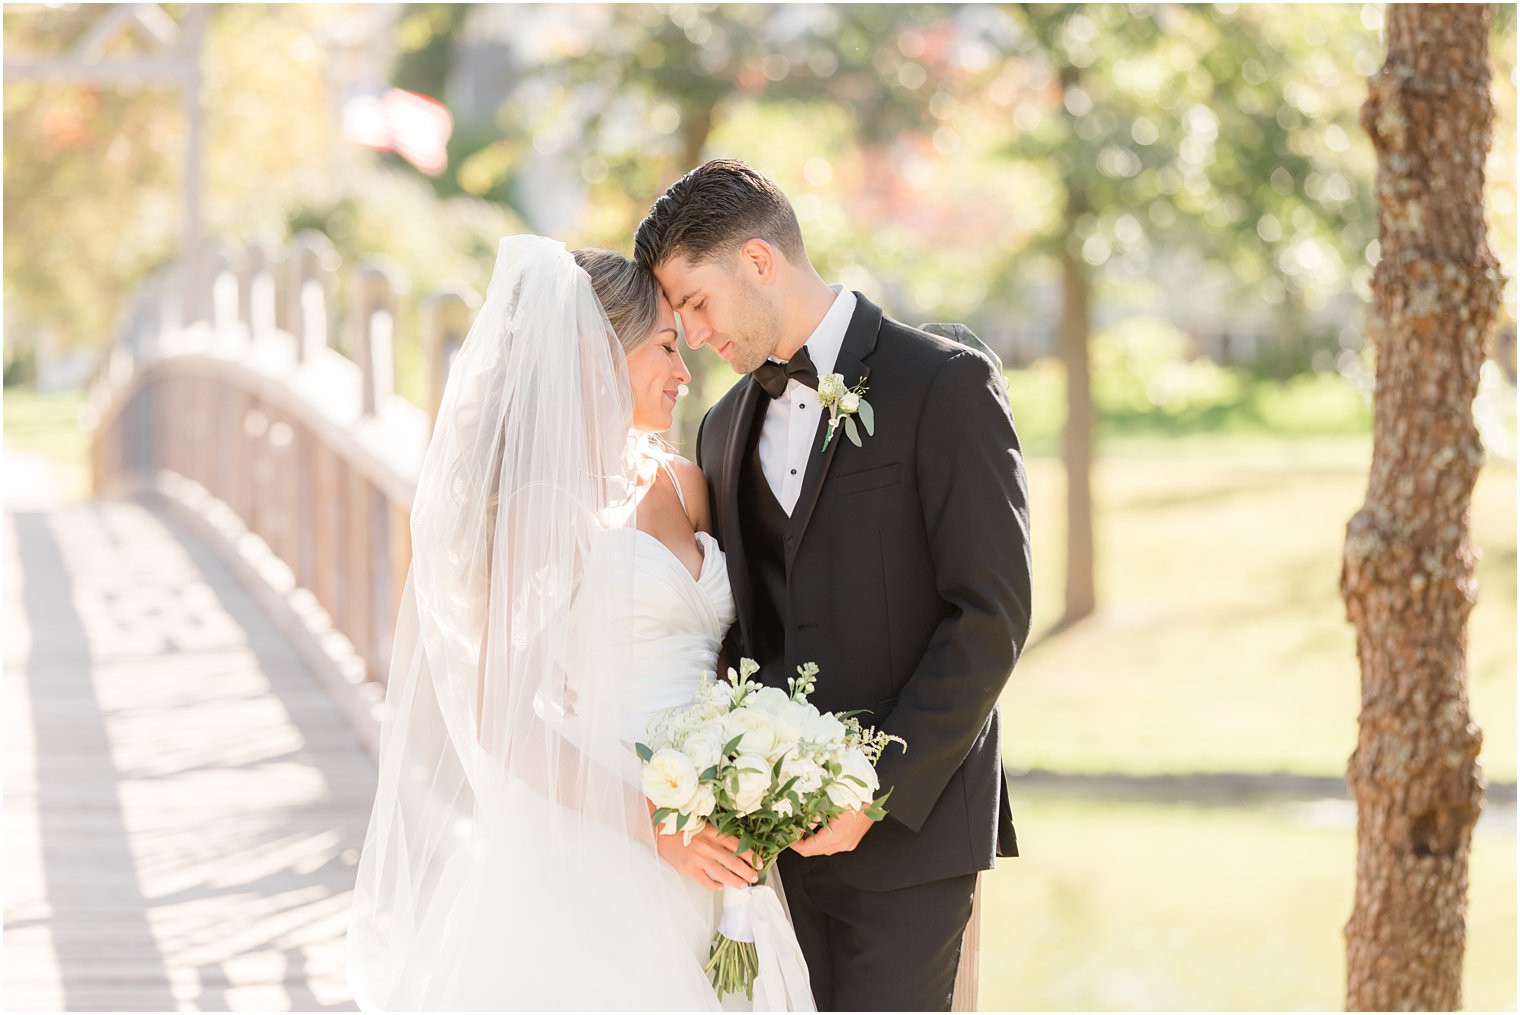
left=5, top=467, right=374, bottom=1011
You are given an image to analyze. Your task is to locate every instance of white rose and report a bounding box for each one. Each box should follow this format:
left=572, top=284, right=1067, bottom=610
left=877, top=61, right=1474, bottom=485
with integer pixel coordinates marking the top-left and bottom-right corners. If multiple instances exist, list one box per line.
left=825, top=778, right=862, bottom=810
left=747, top=686, right=790, bottom=716
left=656, top=809, right=706, bottom=845
left=838, top=749, right=879, bottom=804
left=840, top=392, right=861, bottom=414
left=732, top=754, right=773, bottom=815
left=687, top=783, right=718, bottom=819
left=723, top=708, right=777, bottom=757
left=680, top=729, right=723, bottom=773
left=642, top=748, right=699, bottom=810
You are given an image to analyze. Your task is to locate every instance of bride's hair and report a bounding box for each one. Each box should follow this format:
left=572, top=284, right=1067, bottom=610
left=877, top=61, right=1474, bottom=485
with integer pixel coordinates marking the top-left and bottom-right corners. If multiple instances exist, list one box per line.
left=481, top=248, right=657, bottom=598
left=572, top=247, right=662, bottom=354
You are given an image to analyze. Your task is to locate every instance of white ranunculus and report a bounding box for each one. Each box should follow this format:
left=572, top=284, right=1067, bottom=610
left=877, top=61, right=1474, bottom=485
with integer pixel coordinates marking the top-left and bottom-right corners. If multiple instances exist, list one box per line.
left=642, top=748, right=700, bottom=810
left=723, top=707, right=778, bottom=757
left=840, top=392, right=861, bottom=414
left=732, top=754, right=773, bottom=815
left=680, top=729, right=724, bottom=773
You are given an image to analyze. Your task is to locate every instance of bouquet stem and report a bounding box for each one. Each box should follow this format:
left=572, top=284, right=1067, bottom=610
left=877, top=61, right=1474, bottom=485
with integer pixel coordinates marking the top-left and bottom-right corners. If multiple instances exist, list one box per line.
left=707, top=860, right=776, bottom=1000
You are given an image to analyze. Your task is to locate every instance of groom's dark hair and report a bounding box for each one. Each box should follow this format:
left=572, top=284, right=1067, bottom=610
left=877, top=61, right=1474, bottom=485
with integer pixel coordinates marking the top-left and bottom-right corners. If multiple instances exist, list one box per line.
left=634, top=159, right=806, bottom=272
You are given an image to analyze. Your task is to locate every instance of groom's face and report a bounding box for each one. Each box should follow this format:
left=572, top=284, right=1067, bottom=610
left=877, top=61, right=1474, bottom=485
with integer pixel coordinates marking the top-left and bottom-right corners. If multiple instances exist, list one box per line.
left=655, top=250, right=781, bottom=375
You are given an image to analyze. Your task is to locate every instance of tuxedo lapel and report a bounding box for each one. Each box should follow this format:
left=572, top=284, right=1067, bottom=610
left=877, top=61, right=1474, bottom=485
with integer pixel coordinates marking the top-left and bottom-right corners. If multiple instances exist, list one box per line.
left=720, top=375, right=767, bottom=654
left=786, top=294, right=883, bottom=566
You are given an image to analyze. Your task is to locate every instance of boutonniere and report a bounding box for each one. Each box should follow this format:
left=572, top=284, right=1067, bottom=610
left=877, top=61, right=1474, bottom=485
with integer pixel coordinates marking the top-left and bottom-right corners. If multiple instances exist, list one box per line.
left=817, top=372, right=875, bottom=452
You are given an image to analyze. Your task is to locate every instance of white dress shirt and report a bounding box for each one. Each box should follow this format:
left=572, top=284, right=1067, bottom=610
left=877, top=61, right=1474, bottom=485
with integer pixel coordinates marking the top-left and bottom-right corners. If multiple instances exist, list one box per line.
left=758, top=286, right=856, bottom=514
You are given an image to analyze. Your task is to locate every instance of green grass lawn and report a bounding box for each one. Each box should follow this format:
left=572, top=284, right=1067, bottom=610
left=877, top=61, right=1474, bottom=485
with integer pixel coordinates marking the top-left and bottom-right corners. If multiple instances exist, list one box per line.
left=1006, top=435, right=1516, bottom=782
left=978, top=795, right=1516, bottom=1011
left=3, top=385, right=88, bottom=460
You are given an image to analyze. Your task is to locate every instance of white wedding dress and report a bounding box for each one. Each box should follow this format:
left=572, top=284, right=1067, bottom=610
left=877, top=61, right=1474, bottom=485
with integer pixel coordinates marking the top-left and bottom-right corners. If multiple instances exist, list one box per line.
left=347, top=237, right=812, bottom=1012
left=397, top=531, right=741, bottom=1009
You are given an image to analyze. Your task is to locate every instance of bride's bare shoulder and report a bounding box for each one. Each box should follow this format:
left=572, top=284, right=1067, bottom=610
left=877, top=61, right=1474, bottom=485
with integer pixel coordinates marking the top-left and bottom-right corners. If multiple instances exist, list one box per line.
left=663, top=454, right=712, bottom=534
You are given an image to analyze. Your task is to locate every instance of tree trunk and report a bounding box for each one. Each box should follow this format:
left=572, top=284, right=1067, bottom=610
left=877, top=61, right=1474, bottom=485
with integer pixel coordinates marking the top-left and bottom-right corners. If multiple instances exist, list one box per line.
left=1059, top=182, right=1096, bottom=626
left=1341, top=5, right=1501, bottom=1010
left=670, top=100, right=719, bottom=455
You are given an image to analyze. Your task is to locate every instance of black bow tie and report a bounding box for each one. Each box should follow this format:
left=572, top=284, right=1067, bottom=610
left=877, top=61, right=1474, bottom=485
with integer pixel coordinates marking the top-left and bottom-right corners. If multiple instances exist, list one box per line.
left=753, top=346, right=819, bottom=399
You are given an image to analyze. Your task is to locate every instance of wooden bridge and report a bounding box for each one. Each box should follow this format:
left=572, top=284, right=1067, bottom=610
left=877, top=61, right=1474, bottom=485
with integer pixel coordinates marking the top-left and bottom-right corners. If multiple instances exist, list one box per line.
left=4, top=236, right=471, bottom=1011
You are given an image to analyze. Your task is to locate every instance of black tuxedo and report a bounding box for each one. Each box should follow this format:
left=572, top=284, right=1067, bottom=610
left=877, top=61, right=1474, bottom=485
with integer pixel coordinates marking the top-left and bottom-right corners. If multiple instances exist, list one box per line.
left=696, top=294, right=1032, bottom=1010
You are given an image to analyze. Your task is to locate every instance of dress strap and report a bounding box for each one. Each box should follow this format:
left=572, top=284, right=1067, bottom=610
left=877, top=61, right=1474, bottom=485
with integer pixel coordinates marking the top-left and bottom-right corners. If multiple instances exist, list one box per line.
left=657, top=455, right=689, bottom=518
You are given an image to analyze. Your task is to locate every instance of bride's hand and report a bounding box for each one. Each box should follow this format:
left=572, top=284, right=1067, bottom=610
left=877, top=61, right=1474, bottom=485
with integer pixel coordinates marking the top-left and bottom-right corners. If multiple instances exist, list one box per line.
left=654, top=820, right=761, bottom=891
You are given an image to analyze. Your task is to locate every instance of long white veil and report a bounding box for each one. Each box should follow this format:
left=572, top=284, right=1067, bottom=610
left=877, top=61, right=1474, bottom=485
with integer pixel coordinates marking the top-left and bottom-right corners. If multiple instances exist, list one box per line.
left=346, top=236, right=719, bottom=1011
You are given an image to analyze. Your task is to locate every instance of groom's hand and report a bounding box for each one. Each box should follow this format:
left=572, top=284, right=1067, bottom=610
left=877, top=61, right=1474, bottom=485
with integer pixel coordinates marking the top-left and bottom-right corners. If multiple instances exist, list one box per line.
left=789, top=807, right=873, bottom=856
left=654, top=821, right=761, bottom=892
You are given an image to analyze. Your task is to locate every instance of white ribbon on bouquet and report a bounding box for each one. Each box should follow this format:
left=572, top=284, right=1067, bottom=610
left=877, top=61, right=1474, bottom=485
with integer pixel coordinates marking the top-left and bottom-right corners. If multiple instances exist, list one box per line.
left=718, top=883, right=817, bottom=1011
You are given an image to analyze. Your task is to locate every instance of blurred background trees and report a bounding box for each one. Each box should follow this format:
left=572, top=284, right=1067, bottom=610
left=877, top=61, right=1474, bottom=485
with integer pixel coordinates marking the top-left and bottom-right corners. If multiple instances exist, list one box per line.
left=7, top=2, right=1513, bottom=628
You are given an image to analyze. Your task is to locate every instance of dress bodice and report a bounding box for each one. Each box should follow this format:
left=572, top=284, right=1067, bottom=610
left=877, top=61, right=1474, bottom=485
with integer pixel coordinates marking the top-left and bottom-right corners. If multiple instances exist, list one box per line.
left=564, top=527, right=736, bottom=743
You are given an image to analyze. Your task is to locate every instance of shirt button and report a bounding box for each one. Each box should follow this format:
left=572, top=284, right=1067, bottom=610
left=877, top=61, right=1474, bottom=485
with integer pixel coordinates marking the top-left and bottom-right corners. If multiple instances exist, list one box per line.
left=790, top=469, right=798, bottom=475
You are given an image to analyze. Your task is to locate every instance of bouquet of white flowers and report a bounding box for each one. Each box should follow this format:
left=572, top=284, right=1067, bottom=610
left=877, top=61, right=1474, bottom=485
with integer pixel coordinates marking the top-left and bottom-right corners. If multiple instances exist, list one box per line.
left=636, top=658, right=905, bottom=1001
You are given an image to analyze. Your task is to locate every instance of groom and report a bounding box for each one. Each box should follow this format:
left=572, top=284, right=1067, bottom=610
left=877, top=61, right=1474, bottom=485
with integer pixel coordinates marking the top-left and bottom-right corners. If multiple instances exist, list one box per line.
left=635, top=160, right=1031, bottom=1011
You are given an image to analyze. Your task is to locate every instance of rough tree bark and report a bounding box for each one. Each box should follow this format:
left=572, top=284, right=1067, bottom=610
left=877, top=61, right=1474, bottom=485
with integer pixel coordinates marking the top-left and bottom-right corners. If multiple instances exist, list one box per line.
left=1341, top=5, right=1501, bottom=1010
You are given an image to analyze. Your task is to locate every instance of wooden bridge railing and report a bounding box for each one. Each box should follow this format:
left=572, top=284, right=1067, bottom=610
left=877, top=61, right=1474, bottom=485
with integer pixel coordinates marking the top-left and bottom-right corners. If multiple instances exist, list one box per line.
left=87, top=231, right=478, bottom=689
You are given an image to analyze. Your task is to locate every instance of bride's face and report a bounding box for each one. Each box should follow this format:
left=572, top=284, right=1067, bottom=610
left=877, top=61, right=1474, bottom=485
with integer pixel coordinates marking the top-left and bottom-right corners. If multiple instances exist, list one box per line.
left=626, top=296, right=689, bottom=432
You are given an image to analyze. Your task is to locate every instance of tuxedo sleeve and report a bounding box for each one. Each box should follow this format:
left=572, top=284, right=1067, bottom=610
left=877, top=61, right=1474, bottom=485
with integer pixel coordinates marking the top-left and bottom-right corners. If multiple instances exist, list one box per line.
left=871, top=350, right=1032, bottom=833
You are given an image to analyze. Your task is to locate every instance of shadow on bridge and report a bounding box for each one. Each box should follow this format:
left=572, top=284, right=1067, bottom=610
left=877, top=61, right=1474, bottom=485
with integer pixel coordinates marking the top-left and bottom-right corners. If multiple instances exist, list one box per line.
left=5, top=494, right=373, bottom=1011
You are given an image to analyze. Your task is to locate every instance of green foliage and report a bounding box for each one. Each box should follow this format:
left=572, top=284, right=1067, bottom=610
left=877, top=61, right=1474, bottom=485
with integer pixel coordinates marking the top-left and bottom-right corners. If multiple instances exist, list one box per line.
left=4, top=5, right=339, bottom=351
left=998, top=4, right=1377, bottom=315
left=283, top=165, right=524, bottom=404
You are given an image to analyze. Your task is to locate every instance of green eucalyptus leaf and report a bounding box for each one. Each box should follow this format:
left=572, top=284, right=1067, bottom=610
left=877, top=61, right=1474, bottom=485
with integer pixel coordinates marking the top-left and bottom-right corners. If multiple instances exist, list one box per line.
left=857, top=398, right=875, bottom=436
left=635, top=742, right=653, bottom=763
left=844, top=416, right=862, bottom=447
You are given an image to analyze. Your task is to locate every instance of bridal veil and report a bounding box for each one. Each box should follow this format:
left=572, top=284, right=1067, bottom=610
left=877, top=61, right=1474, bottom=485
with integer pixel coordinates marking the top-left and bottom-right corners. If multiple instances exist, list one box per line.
left=346, top=236, right=719, bottom=1010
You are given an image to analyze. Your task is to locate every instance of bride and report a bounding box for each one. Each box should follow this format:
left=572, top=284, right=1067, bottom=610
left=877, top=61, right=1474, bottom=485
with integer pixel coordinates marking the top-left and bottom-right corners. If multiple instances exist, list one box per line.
left=346, top=236, right=813, bottom=1011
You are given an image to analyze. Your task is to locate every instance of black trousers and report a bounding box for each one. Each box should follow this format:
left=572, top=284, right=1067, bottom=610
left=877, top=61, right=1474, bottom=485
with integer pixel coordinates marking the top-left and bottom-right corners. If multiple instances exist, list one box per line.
left=777, top=852, right=976, bottom=1012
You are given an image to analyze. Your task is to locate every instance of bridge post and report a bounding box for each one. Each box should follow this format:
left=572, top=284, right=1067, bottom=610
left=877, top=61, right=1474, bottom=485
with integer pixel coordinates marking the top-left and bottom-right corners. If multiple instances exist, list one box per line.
left=239, top=239, right=278, bottom=341
left=285, top=231, right=340, bottom=363
left=208, top=243, right=241, bottom=342
left=350, top=260, right=403, bottom=415
left=347, top=259, right=406, bottom=681
left=421, top=288, right=477, bottom=433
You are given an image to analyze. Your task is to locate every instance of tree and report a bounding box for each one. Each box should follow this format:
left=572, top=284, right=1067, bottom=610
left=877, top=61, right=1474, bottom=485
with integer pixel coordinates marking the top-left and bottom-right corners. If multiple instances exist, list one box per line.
left=514, top=4, right=972, bottom=446
left=996, top=3, right=1377, bottom=626
left=3, top=5, right=338, bottom=355
left=1340, top=5, right=1501, bottom=1009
